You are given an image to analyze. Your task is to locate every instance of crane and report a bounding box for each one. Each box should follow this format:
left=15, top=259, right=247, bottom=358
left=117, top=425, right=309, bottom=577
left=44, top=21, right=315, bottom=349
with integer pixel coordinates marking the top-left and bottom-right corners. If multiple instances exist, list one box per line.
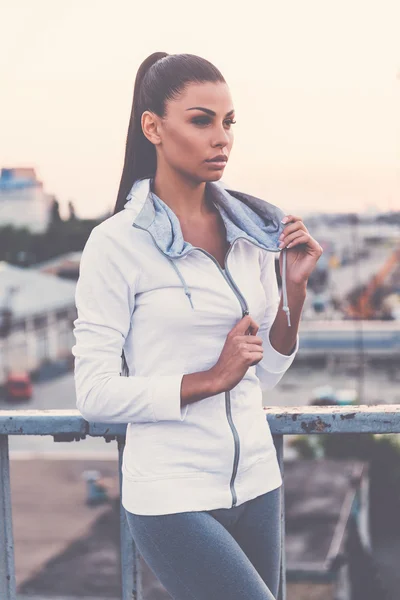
left=345, top=245, right=400, bottom=319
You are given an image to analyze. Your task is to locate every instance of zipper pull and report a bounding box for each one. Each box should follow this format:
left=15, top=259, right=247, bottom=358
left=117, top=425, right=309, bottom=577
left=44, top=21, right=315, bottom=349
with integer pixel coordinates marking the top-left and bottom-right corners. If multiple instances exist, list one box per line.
left=243, top=309, right=252, bottom=336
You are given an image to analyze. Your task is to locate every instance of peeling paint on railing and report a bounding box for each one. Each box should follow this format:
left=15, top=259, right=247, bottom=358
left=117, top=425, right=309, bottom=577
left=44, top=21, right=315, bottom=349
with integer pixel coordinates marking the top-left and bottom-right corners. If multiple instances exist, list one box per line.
left=1, top=405, right=399, bottom=437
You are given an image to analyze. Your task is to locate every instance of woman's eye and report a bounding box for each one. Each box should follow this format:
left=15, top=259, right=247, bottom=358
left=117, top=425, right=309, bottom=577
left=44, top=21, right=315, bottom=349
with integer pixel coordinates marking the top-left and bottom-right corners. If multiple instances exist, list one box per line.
left=192, top=117, right=210, bottom=126
left=191, top=117, right=237, bottom=127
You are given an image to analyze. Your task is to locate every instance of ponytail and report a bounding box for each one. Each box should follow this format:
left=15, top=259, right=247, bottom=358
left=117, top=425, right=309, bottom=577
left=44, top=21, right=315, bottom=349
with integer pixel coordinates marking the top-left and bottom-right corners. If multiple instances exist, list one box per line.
left=113, top=52, right=225, bottom=215
left=113, top=52, right=168, bottom=215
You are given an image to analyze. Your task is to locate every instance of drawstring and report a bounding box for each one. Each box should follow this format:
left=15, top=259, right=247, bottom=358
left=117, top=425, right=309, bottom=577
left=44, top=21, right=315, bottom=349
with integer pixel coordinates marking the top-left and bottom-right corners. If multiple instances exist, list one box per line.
left=281, top=248, right=291, bottom=327
left=167, top=251, right=290, bottom=328
left=168, top=258, right=194, bottom=309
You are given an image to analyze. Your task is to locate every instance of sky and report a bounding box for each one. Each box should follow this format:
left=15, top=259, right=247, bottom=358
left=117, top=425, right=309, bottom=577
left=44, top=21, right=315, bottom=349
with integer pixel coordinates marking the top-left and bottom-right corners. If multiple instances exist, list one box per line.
left=1, top=0, right=400, bottom=218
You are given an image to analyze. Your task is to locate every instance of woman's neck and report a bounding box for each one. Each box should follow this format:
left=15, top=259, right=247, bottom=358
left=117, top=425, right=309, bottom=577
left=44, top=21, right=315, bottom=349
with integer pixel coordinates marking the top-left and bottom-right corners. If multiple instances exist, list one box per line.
left=152, top=168, right=212, bottom=222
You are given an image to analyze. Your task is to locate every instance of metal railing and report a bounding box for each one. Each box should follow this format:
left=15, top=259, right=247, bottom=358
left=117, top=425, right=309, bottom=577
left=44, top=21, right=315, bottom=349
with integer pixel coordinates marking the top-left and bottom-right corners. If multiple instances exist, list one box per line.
left=1, top=405, right=400, bottom=600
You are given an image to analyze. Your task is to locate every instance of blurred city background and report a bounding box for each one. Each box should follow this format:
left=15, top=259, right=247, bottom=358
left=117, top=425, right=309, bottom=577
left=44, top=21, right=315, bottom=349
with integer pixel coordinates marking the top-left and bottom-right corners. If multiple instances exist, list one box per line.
left=1, top=1, right=400, bottom=599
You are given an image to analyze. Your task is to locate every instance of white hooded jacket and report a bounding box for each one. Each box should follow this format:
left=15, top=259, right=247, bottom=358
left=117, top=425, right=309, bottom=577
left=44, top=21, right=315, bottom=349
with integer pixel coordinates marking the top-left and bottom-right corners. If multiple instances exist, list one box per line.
left=72, top=177, right=299, bottom=515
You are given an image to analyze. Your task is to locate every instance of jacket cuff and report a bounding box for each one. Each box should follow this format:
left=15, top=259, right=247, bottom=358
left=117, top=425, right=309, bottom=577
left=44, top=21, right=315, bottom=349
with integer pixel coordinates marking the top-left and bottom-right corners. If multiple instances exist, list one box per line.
left=152, top=374, right=188, bottom=422
left=263, top=331, right=299, bottom=373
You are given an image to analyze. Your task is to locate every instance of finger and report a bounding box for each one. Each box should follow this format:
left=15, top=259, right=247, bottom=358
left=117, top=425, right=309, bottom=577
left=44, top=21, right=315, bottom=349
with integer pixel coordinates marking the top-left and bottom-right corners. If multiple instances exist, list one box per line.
left=281, top=214, right=303, bottom=225
left=245, top=346, right=264, bottom=355
left=231, top=314, right=252, bottom=334
left=286, top=234, right=315, bottom=249
left=279, top=230, right=309, bottom=248
left=280, top=221, right=307, bottom=237
left=246, top=351, right=263, bottom=364
left=237, top=335, right=263, bottom=345
left=246, top=315, right=260, bottom=335
left=230, top=315, right=250, bottom=335
left=249, top=357, right=263, bottom=366
left=245, top=349, right=264, bottom=358
left=231, top=315, right=259, bottom=336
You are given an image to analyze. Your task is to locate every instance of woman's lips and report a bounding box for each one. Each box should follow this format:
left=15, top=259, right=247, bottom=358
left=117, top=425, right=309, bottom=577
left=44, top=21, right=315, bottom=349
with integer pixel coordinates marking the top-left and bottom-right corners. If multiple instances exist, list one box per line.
left=205, top=158, right=228, bottom=168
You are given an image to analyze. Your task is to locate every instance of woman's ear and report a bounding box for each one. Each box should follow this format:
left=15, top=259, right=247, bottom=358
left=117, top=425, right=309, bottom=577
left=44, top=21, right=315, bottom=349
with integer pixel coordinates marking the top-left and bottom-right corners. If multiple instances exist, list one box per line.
left=141, top=111, right=162, bottom=146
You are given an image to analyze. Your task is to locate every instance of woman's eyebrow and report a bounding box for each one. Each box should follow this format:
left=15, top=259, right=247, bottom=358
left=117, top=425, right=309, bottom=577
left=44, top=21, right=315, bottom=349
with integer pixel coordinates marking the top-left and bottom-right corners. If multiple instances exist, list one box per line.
left=186, top=107, right=235, bottom=117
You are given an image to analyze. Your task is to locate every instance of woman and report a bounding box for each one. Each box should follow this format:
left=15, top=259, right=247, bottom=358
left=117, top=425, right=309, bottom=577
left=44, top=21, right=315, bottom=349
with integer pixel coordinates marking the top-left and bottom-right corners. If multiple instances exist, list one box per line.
left=72, top=52, right=323, bottom=600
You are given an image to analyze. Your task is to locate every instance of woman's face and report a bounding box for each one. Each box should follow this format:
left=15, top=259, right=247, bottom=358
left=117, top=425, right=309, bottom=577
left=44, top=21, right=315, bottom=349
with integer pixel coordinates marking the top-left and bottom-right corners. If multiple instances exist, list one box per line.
left=142, top=81, right=235, bottom=183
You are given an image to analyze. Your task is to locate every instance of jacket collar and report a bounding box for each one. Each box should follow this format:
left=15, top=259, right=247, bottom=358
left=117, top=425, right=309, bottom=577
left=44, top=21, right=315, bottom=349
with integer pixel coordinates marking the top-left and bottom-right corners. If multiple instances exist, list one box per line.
left=124, top=177, right=286, bottom=259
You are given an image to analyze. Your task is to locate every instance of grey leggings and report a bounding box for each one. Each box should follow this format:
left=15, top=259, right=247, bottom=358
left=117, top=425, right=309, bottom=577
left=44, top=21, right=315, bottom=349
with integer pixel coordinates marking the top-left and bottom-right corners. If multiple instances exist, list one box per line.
left=124, top=485, right=282, bottom=600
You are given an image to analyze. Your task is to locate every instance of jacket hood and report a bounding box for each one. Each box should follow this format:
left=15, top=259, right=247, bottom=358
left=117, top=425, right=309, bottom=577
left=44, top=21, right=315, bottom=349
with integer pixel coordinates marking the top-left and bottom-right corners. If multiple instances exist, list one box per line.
left=123, top=178, right=291, bottom=326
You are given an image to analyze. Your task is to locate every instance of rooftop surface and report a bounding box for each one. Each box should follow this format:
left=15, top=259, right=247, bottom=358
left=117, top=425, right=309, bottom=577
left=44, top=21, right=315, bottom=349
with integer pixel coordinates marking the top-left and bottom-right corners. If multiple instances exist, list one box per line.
left=9, top=456, right=364, bottom=597
left=0, top=262, right=76, bottom=317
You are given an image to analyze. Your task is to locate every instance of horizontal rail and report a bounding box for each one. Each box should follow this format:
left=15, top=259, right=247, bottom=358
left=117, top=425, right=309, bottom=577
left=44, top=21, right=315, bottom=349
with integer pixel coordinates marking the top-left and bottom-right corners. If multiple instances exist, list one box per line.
left=0, top=405, right=400, bottom=436
left=1, top=405, right=399, bottom=599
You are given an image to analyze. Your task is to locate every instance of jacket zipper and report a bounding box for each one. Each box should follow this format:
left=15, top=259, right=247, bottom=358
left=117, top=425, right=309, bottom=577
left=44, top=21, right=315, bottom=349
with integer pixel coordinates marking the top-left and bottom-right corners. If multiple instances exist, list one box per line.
left=133, top=223, right=249, bottom=508
left=188, top=243, right=249, bottom=508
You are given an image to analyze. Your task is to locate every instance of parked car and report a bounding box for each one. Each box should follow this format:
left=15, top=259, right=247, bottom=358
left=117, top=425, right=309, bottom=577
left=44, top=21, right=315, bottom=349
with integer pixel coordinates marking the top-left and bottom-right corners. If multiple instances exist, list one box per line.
left=5, top=371, right=33, bottom=401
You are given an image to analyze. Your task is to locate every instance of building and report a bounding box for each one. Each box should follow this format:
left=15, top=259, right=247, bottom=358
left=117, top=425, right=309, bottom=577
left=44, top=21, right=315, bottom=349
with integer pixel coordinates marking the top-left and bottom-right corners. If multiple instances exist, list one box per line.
left=0, top=167, right=53, bottom=233
left=0, top=261, right=77, bottom=385
left=29, top=251, right=82, bottom=281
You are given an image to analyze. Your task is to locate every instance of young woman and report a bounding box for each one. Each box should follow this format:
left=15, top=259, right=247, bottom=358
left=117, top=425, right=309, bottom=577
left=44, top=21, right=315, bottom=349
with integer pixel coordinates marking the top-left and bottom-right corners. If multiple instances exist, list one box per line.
left=72, top=52, right=323, bottom=600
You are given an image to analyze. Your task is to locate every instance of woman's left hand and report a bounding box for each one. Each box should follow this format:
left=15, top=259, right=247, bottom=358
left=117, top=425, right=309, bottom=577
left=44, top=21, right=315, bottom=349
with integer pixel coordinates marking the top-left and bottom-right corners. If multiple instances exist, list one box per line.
left=278, top=215, right=323, bottom=285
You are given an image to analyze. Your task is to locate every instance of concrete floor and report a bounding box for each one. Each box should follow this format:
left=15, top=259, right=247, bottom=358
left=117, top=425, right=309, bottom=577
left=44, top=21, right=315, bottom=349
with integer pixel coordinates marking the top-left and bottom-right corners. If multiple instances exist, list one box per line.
left=10, top=458, right=120, bottom=590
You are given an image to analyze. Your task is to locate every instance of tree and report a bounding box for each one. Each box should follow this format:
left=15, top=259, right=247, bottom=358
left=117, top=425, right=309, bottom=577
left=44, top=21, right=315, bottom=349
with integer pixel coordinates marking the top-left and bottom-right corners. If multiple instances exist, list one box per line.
left=68, top=200, right=77, bottom=222
left=49, top=196, right=63, bottom=228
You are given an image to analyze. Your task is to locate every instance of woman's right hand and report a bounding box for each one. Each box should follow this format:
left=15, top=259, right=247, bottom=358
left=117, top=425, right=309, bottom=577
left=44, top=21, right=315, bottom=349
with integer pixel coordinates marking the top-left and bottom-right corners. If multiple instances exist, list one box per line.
left=208, top=315, right=263, bottom=394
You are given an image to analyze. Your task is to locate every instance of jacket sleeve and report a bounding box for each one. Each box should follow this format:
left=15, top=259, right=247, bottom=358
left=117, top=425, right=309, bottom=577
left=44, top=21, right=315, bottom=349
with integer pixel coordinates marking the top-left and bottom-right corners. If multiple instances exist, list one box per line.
left=255, top=250, right=299, bottom=391
left=72, top=226, right=188, bottom=424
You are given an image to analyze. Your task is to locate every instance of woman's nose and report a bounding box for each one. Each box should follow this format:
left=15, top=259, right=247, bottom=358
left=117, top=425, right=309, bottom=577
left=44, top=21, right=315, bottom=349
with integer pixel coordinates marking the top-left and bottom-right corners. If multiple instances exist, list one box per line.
left=212, top=128, right=230, bottom=147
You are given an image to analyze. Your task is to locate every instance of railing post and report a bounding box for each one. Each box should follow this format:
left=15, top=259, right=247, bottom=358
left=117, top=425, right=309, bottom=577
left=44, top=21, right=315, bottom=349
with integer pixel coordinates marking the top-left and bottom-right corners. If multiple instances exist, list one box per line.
left=117, top=436, right=142, bottom=600
left=274, top=434, right=286, bottom=600
left=0, top=435, right=17, bottom=600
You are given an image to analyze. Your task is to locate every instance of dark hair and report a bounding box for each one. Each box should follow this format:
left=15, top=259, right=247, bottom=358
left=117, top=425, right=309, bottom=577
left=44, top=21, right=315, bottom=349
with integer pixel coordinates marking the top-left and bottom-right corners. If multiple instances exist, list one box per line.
left=113, top=52, right=225, bottom=215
